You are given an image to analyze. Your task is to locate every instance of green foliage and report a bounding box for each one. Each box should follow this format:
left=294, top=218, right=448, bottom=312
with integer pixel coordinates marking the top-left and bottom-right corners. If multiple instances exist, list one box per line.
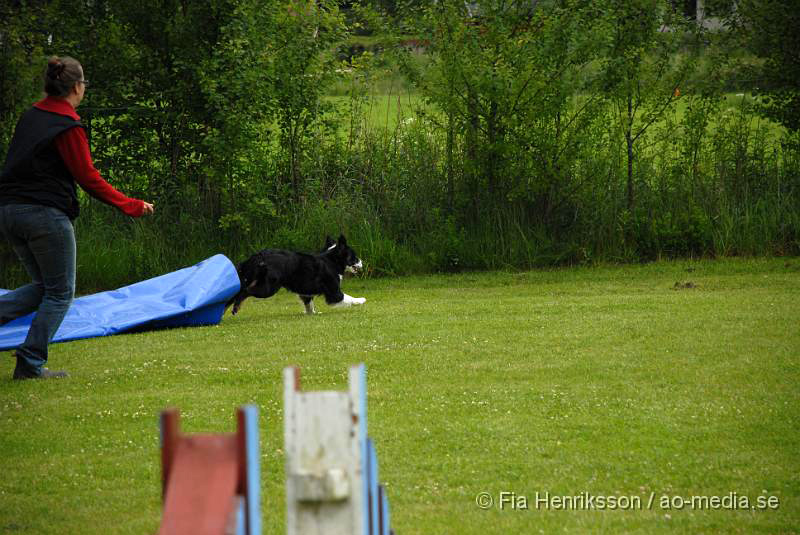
left=1, top=1, right=799, bottom=291
left=597, top=0, right=702, bottom=214
left=0, top=1, right=49, bottom=156
left=401, top=0, right=607, bottom=225
left=270, top=1, right=349, bottom=202
left=727, top=0, right=800, bottom=132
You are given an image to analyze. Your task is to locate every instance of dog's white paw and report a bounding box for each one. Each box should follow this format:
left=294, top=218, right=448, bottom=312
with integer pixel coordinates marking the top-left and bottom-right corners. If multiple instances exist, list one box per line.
left=332, top=294, right=366, bottom=308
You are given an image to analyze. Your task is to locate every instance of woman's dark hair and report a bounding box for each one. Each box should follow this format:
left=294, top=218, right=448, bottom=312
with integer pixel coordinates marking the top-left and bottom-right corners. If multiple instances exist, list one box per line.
left=43, top=56, right=83, bottom=97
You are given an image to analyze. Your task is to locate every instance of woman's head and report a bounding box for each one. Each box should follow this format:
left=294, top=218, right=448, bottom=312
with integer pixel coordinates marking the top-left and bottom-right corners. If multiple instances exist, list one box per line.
left=43, top=56, right=85, bottom=98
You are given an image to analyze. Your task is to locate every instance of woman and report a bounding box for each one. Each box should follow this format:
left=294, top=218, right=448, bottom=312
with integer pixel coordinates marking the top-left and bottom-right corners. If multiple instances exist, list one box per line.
left=0, top=56, right=154, bottom=380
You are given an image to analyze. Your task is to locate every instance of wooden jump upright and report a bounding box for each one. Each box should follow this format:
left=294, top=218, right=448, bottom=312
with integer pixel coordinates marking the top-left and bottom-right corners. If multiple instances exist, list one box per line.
left=155, top=364, right=393, bottom=535
left=284, top=364, right=394, bottom=535
left=158, top=405, right=261, bottom=535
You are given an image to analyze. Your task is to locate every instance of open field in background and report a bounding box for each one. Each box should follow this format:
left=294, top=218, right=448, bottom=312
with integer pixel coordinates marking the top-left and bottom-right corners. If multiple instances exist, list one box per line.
left=325, top=90, right=422, bottom=134
left=1, top=257, right=799, bottom=534
left=325, top=91, right=785, bottom=140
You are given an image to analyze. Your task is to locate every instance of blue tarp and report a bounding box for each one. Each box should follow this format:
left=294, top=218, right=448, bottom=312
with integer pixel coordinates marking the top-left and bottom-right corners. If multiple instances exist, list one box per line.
left=0, top=254, right=240, bottom=351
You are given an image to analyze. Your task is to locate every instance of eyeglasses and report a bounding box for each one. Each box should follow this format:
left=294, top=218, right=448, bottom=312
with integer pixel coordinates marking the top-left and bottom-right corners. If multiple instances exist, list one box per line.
left=78, top=80, right=90, bottom=87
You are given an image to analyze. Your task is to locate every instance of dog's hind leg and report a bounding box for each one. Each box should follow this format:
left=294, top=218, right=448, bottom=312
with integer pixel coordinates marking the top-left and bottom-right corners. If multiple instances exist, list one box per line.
left=228, top=290, right=249, bottom=315
left=225, top=290, right=249, bottom=316
left=299, top=295, right=316, bottom=315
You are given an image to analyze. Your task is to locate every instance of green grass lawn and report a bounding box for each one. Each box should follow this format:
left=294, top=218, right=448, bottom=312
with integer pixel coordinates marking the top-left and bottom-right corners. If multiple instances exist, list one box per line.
left=1, top=257, right=799, bottom=534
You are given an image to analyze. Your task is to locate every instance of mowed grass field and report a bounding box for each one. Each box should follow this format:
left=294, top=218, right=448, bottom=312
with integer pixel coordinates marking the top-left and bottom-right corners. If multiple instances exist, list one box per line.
left=327, top=91, right=783, bottom=138
left=1, top=257, right=799, bottom=534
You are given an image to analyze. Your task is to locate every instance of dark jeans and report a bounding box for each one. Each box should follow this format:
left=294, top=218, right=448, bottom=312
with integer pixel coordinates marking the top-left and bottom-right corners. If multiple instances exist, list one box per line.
left=0, top=204, right=76, bottom=376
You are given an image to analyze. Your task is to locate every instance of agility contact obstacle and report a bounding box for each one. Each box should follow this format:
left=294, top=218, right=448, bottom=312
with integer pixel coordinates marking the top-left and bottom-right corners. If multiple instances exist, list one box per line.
left=157, top=364, right=394, bottom=535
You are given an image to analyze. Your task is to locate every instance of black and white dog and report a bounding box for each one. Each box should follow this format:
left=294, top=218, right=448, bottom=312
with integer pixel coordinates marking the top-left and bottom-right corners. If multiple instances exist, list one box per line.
left=226, top=235, right=366, bottom=315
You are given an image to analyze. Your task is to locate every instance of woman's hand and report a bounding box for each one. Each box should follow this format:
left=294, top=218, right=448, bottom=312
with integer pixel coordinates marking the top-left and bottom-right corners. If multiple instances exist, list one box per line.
left=142, top=202, right=154, bottom=215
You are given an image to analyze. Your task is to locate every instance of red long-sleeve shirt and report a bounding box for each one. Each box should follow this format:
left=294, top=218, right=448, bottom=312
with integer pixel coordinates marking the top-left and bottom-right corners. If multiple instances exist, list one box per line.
left=33, top=97, right=146, bottom=217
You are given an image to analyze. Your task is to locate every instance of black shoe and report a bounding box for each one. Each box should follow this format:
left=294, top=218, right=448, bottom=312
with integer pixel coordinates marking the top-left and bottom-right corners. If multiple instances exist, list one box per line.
left=13, top=367, right=69, bottom=380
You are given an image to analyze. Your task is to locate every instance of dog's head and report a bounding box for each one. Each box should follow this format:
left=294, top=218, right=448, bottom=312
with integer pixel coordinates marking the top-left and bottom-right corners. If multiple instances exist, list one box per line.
left=324, top=234, right=363, bottom=274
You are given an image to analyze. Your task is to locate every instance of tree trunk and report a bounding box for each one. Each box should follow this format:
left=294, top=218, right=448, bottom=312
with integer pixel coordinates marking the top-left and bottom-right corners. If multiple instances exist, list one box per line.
left=626, top=95, right=635, bottom=212
left=486, top=98, right=499, bottom=202
left=446, top=107, right=455, bottom=214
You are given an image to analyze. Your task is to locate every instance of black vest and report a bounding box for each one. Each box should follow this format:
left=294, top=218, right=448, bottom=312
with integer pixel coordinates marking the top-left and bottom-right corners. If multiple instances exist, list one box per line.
left=0, top=107, right=84, bottom=219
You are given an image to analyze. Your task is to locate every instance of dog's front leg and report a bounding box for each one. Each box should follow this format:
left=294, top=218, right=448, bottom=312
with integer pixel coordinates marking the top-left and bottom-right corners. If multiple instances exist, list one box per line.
left=299, top=295, right=316, bottom=315
left=330, top=293, right=366, bottom=308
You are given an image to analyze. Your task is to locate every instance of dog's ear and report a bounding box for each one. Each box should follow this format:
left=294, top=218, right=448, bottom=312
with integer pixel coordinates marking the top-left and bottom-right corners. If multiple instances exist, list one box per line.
left=338, top=234, right=347, bottom=246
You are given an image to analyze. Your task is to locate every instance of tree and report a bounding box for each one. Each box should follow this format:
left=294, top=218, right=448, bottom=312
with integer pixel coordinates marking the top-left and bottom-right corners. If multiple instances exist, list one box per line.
left=403, top=0, right=606, bottom=226
left=728, top=0, right=800, bottom=132
left=271, top=0, right=348, bottom=205
left=598, top=0, right=701, bottom=213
